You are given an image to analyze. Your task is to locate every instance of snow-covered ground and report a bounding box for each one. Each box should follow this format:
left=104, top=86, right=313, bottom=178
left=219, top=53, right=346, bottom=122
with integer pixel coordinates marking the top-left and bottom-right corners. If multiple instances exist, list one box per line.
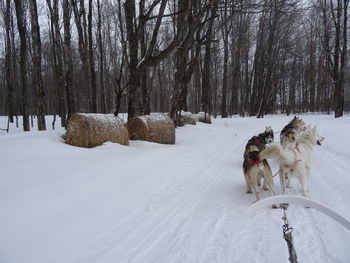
left=0, top=114, right=349, bottom=263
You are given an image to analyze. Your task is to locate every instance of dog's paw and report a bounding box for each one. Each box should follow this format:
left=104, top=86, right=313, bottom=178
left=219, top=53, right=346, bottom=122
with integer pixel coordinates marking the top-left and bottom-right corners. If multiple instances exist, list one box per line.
left=246, top=190, right=252, bottom=194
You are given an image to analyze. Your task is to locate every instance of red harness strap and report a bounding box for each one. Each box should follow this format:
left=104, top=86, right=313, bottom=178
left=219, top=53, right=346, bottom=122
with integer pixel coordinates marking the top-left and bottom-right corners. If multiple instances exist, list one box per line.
left=248, top=159, right=260, bottom=166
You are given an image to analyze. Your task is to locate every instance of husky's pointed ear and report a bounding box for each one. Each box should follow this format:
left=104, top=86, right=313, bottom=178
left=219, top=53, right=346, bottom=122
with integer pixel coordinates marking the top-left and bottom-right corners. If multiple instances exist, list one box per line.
left=313, top=125, right=317, bottom=131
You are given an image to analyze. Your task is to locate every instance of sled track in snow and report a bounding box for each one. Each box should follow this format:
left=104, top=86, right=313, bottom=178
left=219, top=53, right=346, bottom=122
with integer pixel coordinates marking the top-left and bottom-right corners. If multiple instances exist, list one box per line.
left=68, top=126, right=262, bottom=262
left=119, top=126, right=264, bottom=263
left=197, top=126, right=272, bottom=263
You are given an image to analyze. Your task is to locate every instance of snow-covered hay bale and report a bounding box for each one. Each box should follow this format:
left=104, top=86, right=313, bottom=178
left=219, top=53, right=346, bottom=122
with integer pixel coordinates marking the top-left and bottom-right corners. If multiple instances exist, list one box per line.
left=179, top=112, right=197, bottom=126
left=65, top=113, right=129, bottom=148
left=197, top=112, right=212, bottom=124
left=127, top=113, right=175, bottom=144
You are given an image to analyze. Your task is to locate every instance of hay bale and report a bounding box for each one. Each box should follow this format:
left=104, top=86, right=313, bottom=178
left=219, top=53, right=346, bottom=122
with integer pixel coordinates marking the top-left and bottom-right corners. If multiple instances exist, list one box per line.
left=197, top=111, right=212, bottom=124
left=127, top=113, right=175, bottom=144
left=179, top=111, right=197, bottom=126
left=65, top=113, right=129, bottom=148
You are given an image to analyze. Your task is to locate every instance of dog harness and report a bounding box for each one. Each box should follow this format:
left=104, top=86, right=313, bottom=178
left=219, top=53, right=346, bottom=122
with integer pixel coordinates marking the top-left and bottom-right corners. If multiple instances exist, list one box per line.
left=248, top=159, right=260, bottom=166
left=284, top=144, right=301, bottom=168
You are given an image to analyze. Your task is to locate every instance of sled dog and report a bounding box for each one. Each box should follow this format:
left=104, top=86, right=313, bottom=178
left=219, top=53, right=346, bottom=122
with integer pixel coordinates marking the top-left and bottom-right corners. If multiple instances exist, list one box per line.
left=260, top=126, right=324, bottom=197
left=244, top=126, right=274, bottom=157
left=243, top=127, right=274, bottom=201
left=280, top=116, right=306, bottom=148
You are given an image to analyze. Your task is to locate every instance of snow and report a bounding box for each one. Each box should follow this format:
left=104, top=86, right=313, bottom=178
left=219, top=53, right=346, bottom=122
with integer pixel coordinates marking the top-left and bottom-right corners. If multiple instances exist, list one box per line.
left=138, top=113, right=172, bottom=124
left=79, top=113, right=126, bottom=124
left=0, top=114, right=349, bottom=263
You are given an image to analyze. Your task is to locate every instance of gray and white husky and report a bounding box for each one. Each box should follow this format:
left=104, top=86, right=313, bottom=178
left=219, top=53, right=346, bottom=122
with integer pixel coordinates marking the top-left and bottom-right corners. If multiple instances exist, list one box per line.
left=243, top=127, right=274, bottom=202
left=280, top=116, right=306, bottom=148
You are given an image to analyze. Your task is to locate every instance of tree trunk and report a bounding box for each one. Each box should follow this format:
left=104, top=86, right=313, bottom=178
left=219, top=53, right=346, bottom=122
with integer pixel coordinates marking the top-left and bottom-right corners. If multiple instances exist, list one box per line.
left=201, top=1, right=218, bottom=115
left=124, top=0, right=141, bottom=120
left=71, top=0, right=90, bottom=111
left=250, top=13, right=266, bottom=116
left=97, top=0, right=106, bottom=113
left=257, top=5, right=278, bottom=118
left=113, top=0, right=127, bottom=116
left=201, top=38, right=212, bottom=114
left=29, top=0, right=46, bottom=130
left=139, top=0, right=150, bottom=115
left=88, top=0, right=97, bottom=112
left=14, top=0, right=30, bottom=131
left=219, top=0, right=230, bottom=118
left=221, top=39, right=229, bottom=118
left=10, top=5, right=20, bottom=116
left=47, top=0, right=66, bottom=127
left=288, top=57, right=297, bottom=115
left=63, top=0, right=75, bottom=117
left=321, top=0, right=348, bottom=118
left=170, top=0, right=191, bottom=123
left=5, top=0, right=14, bottom=123
left=334, top=0, right=348, bottom=117
left=193, top=62, right=201, bottom=113
left=337, top=0, right=348, bottom=117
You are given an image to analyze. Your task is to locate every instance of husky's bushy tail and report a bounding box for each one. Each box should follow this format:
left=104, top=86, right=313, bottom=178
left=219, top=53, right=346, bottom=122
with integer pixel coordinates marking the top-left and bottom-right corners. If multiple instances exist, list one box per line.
left=259, top=144, right=292, bottom=162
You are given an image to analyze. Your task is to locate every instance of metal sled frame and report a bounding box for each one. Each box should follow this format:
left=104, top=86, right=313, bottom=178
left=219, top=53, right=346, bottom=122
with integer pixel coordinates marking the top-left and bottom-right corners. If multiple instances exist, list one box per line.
left=243, top=195, right=350, bottom=231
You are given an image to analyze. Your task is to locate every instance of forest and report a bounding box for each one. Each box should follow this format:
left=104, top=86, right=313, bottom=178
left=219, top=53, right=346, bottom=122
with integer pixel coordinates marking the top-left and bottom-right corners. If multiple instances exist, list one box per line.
left=0, top=0, right=349, bottom=131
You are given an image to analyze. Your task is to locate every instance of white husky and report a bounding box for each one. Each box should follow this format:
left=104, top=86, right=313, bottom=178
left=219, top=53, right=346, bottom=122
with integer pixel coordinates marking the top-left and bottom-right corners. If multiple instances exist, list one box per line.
left=259, top=126, right=324, bottom=197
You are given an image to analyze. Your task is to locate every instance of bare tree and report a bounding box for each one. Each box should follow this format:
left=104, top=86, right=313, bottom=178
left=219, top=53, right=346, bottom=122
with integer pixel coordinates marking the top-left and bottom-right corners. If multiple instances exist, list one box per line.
left=320, top=0, right=349, bottom=117
left=63, top=0, right=75, bottom=117
left=1, top=0, right=349, bottom=121
left=97, top=0, right=106, bottom=113
left=201, top=1, right=219, bottom=115
left=169, top=0, right=215, bottom=124
left=29, top=0, right=46, bottom=130
left=113, top=0, right=128, bottom=116
left=88, top=0, right=97, bottom=112
left=13, top=0, right=29, bottom=131
left=124, top=0, right=179, bottom=120
left=46, top=0, right=66, bottom=127
left=219, top=0, right=232, bottom=118
left=4, top=0, right=14, bottom=123
left=71, top=0, right=90, bottom=111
